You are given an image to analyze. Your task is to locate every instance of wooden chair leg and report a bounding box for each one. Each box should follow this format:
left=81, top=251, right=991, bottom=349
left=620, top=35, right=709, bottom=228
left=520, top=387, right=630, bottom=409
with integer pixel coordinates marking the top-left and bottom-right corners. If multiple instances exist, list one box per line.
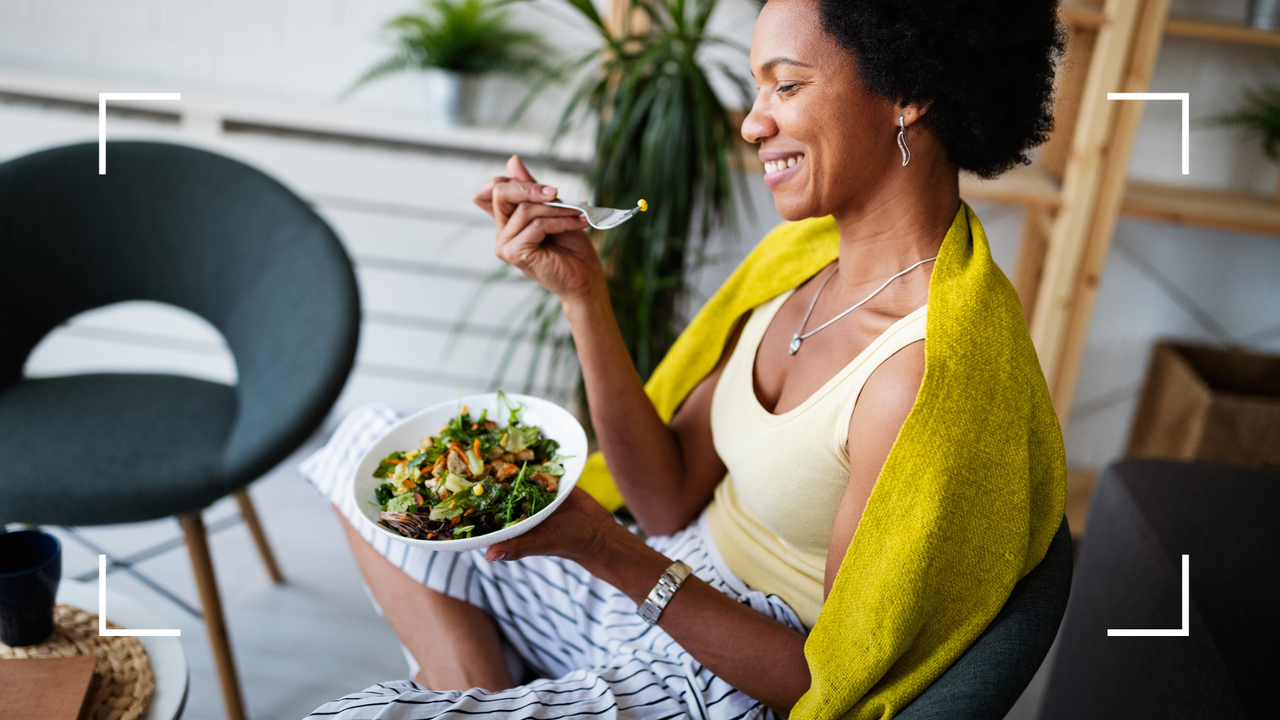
left=233, top=489, right=285, bottom=583
left=179, top=512, right=248, bottom=720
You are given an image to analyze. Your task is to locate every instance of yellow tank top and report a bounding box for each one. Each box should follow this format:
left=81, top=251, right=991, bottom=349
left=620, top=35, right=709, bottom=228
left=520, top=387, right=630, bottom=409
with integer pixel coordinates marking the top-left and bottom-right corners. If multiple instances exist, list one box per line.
left=705, top=286, right=927, bottom=628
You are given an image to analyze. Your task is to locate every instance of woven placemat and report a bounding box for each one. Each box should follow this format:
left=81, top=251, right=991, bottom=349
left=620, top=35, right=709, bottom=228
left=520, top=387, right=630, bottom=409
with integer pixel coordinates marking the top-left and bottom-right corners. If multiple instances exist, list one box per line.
left=0, top=603, right=155, bottom=720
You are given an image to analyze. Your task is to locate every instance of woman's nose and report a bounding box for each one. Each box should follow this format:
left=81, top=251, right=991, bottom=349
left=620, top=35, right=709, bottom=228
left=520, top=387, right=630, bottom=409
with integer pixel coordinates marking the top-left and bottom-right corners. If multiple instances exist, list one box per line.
left=741, top=96, right=775, bottom=145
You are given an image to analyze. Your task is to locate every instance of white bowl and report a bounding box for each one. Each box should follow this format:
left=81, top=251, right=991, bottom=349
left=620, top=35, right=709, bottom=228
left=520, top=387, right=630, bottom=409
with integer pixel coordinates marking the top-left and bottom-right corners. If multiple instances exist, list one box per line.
left=351, top=393, right=587, bottom=552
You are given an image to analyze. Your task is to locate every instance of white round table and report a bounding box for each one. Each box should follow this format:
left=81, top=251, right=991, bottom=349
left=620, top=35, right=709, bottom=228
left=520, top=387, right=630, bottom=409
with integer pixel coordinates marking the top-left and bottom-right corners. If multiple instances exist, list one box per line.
left=57, top=579, right=188, bottom=720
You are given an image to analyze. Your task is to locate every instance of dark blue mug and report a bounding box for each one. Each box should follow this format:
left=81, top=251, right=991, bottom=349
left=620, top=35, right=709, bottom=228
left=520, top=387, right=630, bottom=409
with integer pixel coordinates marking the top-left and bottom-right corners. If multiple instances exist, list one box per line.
left=0, top=529, right=62, bottom=647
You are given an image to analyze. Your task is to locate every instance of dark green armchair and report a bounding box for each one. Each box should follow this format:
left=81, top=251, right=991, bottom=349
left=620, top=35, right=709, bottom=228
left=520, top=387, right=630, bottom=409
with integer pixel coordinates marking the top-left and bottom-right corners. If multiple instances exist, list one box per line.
left=0, top=140, right=360, bottom=720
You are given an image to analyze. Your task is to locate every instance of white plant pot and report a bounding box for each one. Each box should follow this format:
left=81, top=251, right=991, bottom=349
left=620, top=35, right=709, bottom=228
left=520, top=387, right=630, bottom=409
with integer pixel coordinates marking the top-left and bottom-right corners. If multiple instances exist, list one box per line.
left=425, top=68, right=480, bottom=127
left=1248, top=0, right=1280, bottom=31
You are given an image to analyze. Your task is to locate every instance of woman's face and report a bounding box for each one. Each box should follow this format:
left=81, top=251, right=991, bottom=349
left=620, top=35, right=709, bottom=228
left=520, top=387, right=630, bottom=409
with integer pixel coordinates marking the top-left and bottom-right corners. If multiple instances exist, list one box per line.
left=743, top=0, right=899, bottom=221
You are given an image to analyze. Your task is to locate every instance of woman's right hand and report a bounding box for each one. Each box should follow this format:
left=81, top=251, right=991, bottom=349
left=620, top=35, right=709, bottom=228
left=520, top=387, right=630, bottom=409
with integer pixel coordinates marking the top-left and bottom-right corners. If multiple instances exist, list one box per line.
left=472, top=155, right=606, bottom=306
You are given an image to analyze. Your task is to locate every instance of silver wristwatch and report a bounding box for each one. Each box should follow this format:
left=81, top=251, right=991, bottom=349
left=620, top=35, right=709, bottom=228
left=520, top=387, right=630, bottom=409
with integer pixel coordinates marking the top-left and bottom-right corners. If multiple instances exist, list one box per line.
left=637, top=560, right=693, bottom=625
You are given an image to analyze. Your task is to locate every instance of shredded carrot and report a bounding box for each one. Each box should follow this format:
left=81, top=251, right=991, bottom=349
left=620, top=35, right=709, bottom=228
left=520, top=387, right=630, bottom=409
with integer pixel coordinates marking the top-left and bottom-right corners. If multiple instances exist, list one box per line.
left=464, top=508, right=474, bottom=516
left=473, top=438, right=482, bottom=457
left=461, top=405, right=468, bottom=413
left=401, top=479, right=415, bottom=488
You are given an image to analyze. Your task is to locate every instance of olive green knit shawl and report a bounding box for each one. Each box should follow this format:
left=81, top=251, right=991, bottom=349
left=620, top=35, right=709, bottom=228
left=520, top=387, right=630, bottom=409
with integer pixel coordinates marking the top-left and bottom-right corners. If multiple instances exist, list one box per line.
left=577, top=201, right=1066, bottom=718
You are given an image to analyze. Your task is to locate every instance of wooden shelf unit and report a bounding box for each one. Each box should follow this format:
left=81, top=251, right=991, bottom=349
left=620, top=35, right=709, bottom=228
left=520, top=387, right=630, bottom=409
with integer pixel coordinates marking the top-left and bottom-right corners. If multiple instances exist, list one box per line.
left=960, top=167, right=1062, bottom=209
left=967, top=167, right=1280, bottom=237
left=1123, top=182, right=1280, bottom=235
left=978, top=0, right=1280, bottom=431
left=1166, top=14, right=1280, bottom=48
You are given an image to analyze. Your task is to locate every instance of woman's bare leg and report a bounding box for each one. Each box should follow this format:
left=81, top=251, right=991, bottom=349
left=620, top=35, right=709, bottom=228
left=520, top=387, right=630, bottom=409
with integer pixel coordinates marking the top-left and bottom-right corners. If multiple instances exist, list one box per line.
left=335, top=506, right=515, bottom=691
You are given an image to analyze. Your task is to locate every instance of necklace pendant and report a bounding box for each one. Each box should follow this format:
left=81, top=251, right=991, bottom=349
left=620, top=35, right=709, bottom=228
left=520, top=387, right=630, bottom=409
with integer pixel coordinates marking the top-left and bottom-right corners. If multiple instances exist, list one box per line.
left=788, top=334, right=802, bottom=355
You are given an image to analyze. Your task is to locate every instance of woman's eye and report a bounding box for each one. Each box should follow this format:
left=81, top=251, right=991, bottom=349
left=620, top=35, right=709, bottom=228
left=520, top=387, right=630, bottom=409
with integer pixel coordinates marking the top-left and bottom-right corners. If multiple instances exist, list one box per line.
left=777, top=83, right=801, bottom=96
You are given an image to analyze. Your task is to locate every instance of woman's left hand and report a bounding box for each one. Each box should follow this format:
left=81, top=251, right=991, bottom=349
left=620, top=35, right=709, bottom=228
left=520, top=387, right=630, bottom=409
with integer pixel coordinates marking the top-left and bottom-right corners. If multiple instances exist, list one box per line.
left=484, top=487, right=620, bottom=564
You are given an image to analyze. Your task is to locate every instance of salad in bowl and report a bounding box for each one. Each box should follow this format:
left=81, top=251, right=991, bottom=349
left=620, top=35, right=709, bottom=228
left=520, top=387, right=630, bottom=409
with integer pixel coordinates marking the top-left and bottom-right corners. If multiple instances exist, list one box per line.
left=351, top=391, right=588, bottom=552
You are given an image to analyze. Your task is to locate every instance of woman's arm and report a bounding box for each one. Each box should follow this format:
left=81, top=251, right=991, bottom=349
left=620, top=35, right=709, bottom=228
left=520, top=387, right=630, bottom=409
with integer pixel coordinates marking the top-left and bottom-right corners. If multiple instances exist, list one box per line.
left=489, top=487, right=813, bottom=714
left=824, top=340, right=926, bottom=597
left=564, top=290, right=748, bottom=535
left=473, top=156, right=742, bottom=535
left=489, top=342, right=928, bottom=715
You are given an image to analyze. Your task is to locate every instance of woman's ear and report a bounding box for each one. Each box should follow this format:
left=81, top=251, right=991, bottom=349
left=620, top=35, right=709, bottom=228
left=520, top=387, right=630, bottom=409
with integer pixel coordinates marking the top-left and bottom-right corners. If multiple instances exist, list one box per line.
left=895, top=103, right=930, bottom=128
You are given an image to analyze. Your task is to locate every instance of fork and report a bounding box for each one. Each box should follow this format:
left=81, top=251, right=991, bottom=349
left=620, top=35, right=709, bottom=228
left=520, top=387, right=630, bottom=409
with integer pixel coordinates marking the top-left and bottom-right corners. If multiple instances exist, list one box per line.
left=542, top=200, right=646, bottom=230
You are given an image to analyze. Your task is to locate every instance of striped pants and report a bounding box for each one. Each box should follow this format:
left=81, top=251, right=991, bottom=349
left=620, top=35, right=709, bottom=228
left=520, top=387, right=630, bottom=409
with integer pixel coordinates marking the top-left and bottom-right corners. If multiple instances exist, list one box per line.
left=300, top=403, right=807, bottom=720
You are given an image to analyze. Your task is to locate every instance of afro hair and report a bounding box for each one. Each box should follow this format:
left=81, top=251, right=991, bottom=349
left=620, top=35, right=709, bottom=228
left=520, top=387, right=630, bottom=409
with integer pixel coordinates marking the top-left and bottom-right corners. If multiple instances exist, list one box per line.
left=765, top=0, right=1068, bottom=179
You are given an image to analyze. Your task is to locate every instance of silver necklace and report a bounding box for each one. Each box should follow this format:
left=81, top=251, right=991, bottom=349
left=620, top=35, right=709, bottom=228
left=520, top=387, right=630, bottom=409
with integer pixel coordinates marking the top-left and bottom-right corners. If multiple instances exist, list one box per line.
left=788, top=256, right=938, bottom=355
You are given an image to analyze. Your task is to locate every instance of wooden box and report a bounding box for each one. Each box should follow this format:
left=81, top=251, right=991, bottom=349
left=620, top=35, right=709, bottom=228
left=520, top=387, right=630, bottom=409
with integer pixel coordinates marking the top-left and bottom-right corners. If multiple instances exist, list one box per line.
left=1126, top=342, right=1280, bottom=470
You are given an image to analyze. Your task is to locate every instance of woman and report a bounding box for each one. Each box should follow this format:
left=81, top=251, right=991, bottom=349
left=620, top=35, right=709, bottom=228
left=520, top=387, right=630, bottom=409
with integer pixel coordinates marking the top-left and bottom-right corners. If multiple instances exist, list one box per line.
left=304, top=0, right=1066, bottom=717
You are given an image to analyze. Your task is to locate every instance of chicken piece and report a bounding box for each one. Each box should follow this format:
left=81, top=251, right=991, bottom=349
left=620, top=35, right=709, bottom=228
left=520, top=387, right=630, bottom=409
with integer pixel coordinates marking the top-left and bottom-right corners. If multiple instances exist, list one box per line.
left=487, top=445, right=505, bottom=460
left=514, top=448, right=535, bottom=462
left=484, top=420, right=498, bottom=430
left=492, top=460, right=519, bottom=480
left=446, top=447, right=469, bottom=476
left=531, top=472, right=559, bottom=493
left=431, top=454, right=448, bottom=477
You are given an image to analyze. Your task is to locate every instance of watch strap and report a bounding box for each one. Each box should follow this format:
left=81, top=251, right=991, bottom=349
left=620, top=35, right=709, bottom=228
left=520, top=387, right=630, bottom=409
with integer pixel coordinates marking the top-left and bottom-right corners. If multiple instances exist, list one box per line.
left=637, top=560, right=693, bottom=625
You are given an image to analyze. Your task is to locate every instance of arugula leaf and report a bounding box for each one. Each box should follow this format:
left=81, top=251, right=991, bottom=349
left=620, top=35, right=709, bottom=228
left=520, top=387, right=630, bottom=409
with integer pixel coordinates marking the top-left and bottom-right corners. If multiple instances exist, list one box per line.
left=409, top=445, right=444, bottom=471
left=373, top=451, right=407, bottom=478
left=374, top=483, right=396, bottom=505
left=429, top=498, right=468, bottom=521
left=497, top=390, right=523, bottom=427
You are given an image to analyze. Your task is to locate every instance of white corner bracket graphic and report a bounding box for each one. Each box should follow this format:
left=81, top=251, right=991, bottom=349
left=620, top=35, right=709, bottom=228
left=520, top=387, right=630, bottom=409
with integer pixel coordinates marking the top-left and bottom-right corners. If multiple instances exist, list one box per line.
left=97, top=554, right=181, bottom=637
left=1108, top=554, right=1190, bottom=637
left=1107, top=92, right=1190, bottom=175
left=98, top=92, right=181, bottom=174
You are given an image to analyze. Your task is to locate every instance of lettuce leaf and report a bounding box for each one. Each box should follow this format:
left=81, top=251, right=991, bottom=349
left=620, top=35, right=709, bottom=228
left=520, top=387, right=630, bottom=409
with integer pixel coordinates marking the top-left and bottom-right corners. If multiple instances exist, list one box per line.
left=385, top=493, right=419, bottom=513
left=504, top=425, right=542, bottom=453
left=528, top=460, right=565, bottom=476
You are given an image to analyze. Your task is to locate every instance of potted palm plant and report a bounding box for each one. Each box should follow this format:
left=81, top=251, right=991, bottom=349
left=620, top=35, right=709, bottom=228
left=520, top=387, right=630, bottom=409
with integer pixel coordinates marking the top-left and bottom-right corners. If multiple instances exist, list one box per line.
left=461, top=0, right=753, bottom=433
left=340, top=0, right=554, bottom=126
left=1198, top=81, right=1280, bottom=201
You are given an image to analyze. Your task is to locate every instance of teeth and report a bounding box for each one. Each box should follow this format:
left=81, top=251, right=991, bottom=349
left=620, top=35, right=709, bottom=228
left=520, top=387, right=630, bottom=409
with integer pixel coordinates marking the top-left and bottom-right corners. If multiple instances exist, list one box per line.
left=764, top=155, right=803, bottom=175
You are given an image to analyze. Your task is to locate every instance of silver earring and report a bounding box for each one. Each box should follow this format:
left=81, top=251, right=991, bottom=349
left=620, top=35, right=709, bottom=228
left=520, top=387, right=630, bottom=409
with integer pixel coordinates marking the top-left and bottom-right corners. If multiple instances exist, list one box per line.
left=897, top=116, right=911, bottom=166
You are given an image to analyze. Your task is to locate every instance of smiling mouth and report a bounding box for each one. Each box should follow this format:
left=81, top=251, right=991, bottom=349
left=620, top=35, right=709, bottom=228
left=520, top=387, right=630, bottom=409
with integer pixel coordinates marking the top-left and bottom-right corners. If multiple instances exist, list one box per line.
left=763, top=154, right=804, bottom=175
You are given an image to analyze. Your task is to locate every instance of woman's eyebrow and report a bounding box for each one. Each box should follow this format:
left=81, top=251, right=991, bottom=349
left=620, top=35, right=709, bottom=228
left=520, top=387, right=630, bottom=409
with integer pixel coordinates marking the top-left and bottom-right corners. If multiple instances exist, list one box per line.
left=757, top=57, right=814, bottom=74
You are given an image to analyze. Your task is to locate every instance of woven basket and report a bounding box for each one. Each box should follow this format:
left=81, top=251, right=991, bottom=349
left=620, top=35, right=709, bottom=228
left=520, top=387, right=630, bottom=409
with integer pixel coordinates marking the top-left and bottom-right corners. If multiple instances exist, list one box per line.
left=0, top=604, right=155, bottom=720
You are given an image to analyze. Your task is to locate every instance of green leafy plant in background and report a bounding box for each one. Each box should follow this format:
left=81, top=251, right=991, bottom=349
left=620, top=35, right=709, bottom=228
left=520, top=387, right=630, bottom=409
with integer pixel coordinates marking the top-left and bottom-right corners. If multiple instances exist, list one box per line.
left=1197, top=83, right=1280, bottom=161
left=460, top=0, right=753, bottom=432
left=339, top=0, right=555, bottom=98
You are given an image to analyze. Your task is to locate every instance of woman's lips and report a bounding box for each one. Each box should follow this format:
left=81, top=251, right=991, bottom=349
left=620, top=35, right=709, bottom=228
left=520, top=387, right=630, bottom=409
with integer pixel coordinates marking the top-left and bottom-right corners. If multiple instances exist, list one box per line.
left=762, top=154, right=804, bottom=190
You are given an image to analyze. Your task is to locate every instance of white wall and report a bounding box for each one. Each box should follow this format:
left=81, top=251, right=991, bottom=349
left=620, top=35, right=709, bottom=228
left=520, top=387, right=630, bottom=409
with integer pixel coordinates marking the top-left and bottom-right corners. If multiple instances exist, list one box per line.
left=0, top=0, right=762, bottom=133
left=2, top=0, right=1279, bottom=471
